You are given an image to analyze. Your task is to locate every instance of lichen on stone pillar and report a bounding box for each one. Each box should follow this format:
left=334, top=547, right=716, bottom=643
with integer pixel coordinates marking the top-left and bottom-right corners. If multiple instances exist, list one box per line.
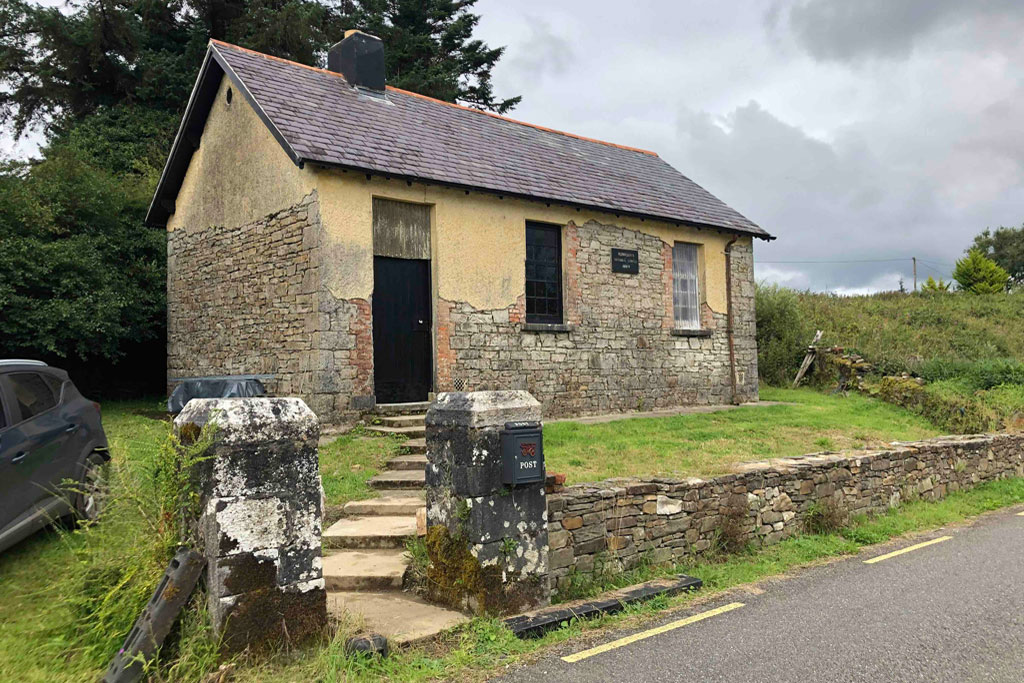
left=424, top=390, right=550, bottom=614
left=174, top=397, right=327, bottom=652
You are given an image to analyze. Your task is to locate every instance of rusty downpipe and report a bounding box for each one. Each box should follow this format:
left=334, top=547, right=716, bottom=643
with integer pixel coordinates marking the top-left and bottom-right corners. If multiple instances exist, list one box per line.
left=724, top=236, right=740, bottom=405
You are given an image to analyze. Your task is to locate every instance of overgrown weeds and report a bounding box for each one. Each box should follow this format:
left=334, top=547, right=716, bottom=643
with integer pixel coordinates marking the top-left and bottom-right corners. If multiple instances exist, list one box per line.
left=803, top=498, right=848, bottom=535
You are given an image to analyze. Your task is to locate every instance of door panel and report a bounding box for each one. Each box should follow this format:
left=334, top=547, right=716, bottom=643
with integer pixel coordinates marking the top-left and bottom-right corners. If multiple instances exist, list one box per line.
left=373, top=257, right=432, bottom=404
left=3, top=373, right=71, bottom=513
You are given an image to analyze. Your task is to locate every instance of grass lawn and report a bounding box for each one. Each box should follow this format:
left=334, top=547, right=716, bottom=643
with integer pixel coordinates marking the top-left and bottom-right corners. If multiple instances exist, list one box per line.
left=0, top=395, right=1015, bottom=681
left=544, top=387, right=942, bottom=484
left=319, top=429, right=409, bottom=506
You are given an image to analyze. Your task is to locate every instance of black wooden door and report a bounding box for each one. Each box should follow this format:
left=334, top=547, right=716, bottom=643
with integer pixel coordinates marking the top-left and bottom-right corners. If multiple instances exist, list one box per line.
left=373, top=257, right=432, bottom=403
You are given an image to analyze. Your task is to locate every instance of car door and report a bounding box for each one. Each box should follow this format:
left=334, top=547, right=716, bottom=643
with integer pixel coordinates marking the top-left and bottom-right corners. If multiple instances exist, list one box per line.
left=1, top=372, right=70, bottom=513
left=0, top=385, right=21, bottom=531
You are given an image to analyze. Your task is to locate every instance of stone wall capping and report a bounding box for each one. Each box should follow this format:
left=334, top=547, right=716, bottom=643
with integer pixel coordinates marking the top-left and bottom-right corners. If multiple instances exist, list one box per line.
left=546, top=431, right=1023, bottom=596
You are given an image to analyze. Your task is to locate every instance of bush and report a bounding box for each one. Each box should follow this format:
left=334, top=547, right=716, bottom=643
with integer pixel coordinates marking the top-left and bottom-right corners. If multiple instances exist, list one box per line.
left=953, top=249, right=1010, bottom=294
left=916, top=358, right=1024, bottom=390
left=874, top=376, right=998, bottom=434
left=803, top=498, right=848, bottom=535
left=755, top=284, right=814, bottom=385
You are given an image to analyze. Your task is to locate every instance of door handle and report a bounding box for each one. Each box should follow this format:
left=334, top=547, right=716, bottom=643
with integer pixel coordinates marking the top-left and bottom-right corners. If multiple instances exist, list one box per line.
left=65, top=424, right=79, bottom=434
left=11, top=451, right=28, bottom=464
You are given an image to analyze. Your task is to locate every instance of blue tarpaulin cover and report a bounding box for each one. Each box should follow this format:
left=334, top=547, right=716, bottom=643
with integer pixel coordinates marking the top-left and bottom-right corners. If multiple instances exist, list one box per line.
left=167, top=377, right=267, bottom=413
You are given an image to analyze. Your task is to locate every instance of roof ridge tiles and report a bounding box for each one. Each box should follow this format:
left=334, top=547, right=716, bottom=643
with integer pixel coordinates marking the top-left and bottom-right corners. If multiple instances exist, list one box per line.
left=208, top=39, right=660, bottom=158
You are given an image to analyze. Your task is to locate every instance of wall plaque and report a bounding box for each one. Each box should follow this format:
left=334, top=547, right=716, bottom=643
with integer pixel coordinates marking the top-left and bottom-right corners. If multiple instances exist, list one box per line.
left=611, top=248, right=639, bottom=274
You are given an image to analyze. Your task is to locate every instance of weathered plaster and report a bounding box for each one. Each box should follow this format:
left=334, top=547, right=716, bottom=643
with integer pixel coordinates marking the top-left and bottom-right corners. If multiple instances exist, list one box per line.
left=311, top=168, right=738, bottom=313
left=167, top=75, right=316, bottom=233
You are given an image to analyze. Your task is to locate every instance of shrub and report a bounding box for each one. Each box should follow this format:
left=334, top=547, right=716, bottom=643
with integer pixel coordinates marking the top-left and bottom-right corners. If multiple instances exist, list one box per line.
left=755, top=284, right=814, bottom=385
left=953, top=249, right=1010, bottom=294
left=920, top=276, right=951, bottom=293
left=874, top=376, right=998, bottom=434
left=803, top=498, right=848, bottom=535
left=916, top=358, right=1024, bottom=390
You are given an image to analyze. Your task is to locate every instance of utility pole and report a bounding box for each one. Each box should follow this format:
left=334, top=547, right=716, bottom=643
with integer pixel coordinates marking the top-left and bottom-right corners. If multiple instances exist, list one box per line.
left=913, top=256, right=917, bottom=292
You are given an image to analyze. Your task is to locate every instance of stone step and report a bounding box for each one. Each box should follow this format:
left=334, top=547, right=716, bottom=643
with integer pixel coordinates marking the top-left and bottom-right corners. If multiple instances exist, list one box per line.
left=404, top=437, right=426, bottom=454
left=368, top=469, right=425, bottom=490
left=378, top=414, right=427, bottom=427
left=322, top=549, right=409, bottom=591
left=327, top=591, right=470, bottom=647
left=368, top=424, right=426, bottom=438
left=323, top=515, right=417, bottom=549
left=374, top=401, right=431, bottom=416
left=343, top=496, right=425, bottom=516
left=386, top=454, right=427, bottom=471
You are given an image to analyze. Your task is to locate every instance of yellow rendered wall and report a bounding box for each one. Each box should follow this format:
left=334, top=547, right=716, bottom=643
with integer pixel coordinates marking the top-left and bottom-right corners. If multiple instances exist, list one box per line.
left=165, top=74, right=745, bottom=315
left=166, top=75, right=316, bottom=233
left=314, top=168, right=743, bottom=313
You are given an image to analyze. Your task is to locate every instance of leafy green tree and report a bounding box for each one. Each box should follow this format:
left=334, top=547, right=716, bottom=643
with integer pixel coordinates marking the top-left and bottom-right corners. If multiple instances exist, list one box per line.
left=953, top=249, right=1010, bottom=294
left=972, top=225, right=1024, bottom=287
left=339, top=0, right=521, bottom=113
left=920, top=276, right=951, bottom=293
left=0, top=147, right=164, bottom=363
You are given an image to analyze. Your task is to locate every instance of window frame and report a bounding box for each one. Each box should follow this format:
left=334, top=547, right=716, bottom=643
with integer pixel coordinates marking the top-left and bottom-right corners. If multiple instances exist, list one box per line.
left=672, top=241, right=702, bottom=331
left=524, top=221, right=564, bottom=325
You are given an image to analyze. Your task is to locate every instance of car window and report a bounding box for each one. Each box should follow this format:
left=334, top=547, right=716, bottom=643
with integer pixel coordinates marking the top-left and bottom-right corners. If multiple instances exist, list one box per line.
left=7, top=372, right=58, bottom=423
left=42, top=374, right=64, bottom=401
left=0, top=390, right=6, bottom=430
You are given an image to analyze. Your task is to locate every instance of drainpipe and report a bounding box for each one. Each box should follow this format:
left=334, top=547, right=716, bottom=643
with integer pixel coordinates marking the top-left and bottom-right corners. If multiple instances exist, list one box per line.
left=724, top=236, right=740, bottom=405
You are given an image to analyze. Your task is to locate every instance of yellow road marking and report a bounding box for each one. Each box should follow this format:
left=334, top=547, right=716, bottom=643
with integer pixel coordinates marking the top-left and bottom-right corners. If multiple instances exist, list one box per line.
left=863, top=536, right=952, bottom=564
left=1017, top=511, right=1024, bottom=516
left=561, top=602, right=744, bottom=663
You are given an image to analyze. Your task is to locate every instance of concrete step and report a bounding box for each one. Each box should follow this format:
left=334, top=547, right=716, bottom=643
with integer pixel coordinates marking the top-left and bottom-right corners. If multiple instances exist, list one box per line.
left=386, top=454, right=427, bottom=471
left=323, top=515, right=417, bottom=549
left=368, top=469, right=425, bottom=490
left=375, top=401, right=431, bottom=416
left=378, top=414, right=426, bottom=428
left=404, top=437, right=426, bottom=454
left=327, top=591, right=470, bottom=647
left=343, top=496, right=424, bottom=516
left=322, top=549, right=409, bottom=591
left=368, top=424, right=426, bottom=438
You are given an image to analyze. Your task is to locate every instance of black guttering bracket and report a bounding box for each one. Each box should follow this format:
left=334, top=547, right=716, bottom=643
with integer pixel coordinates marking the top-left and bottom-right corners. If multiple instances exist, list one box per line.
left=308, top=162, right=775, bottom=242
left=144, top=43, right=305, bottom=228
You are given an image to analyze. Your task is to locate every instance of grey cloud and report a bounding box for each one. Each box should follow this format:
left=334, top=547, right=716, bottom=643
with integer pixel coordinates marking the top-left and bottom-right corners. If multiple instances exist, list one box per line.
left=773, top=0, right=1024, bottom=62
left=506, top=18, right=574, bottom=81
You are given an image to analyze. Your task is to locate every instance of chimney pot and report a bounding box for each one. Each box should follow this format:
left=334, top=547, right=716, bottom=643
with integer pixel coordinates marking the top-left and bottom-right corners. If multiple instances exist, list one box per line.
left=328, top=30, right=385, bottom=91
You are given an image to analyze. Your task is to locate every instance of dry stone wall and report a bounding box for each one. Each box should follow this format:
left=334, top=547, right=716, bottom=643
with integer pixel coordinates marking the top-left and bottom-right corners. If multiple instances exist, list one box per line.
left=436, top=220, right=757, bottom=417
left=546, top=433, right=1024, bottom=594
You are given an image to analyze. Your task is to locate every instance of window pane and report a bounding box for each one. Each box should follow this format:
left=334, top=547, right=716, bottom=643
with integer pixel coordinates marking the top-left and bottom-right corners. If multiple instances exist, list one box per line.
left=0, top=393, right=6, bottom=430
left=8, top=373, right=58, bottom=422
left=672, top=243, right=700, bottom=329
left=525, top=222, right=563, bottom=324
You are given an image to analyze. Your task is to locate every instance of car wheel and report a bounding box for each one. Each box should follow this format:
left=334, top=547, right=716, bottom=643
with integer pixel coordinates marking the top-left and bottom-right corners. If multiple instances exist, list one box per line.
left=76, top=456, right=110, bottom=522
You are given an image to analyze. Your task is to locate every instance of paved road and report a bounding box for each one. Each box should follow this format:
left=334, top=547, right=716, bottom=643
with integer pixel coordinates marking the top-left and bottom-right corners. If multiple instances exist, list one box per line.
left=499, top=507, right=1024, bottom=682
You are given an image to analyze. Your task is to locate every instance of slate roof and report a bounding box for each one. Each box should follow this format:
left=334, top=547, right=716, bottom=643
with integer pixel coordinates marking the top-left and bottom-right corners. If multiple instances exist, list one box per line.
left=147, top=40, right=771, bottom=239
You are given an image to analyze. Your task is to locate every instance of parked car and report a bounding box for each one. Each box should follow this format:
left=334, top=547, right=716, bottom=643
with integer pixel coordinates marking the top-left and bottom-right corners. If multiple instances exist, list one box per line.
left=0, top=360, right=109, bottom=552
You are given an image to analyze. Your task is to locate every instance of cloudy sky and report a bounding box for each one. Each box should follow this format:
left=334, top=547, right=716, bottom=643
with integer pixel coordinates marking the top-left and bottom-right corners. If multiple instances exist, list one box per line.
left=4, top=1, right=1022, bottom=293
left=473, top=0, right=1024, bottom=292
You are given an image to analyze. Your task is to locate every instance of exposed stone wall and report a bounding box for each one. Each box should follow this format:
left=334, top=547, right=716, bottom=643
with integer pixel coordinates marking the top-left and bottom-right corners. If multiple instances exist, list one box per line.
left=546, top=433, right=1024, bottom=595
left=167, top=191, right=372, bottom=424
left=167, top=192, right=321, bottom=401
left=436, top=220, right=758, bottom=417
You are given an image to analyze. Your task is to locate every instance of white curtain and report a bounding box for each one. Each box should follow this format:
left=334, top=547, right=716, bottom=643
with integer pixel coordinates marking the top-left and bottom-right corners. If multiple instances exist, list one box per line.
left=672, top=243, right=700, bottom=329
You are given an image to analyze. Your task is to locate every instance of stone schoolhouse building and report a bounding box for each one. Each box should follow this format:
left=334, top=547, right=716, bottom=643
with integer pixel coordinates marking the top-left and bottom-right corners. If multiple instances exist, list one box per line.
left=148, top=31, right=774, bottom=424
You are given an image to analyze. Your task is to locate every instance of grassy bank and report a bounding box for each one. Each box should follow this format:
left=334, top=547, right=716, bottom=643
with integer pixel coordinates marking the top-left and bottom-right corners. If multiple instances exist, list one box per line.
left=756, top=286, right=1024, bottom=431
left=544, top=387, right=940, bottom=483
